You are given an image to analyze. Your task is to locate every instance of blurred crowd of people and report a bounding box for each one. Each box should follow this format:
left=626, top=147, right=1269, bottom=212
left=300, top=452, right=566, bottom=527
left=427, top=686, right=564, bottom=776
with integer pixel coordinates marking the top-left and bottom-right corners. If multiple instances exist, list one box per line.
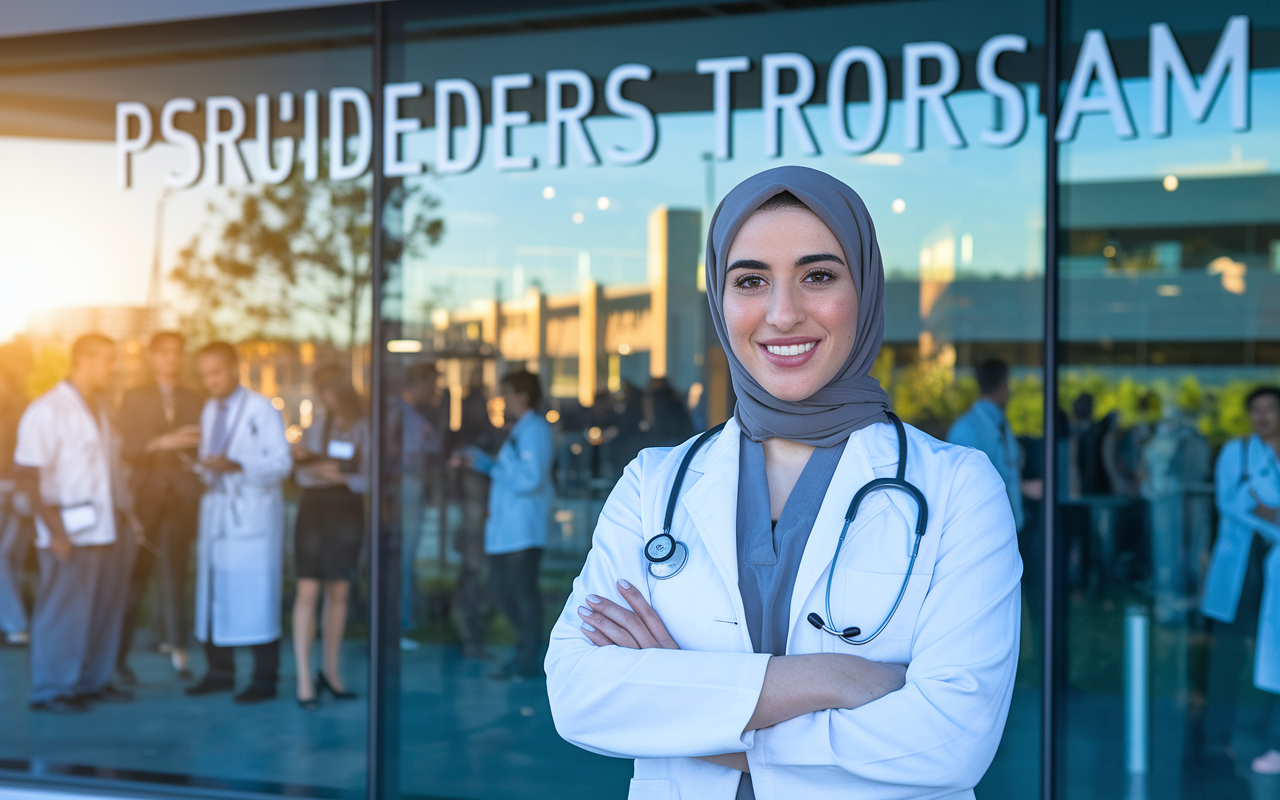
left=947, top=358, right=1280, bottom=777
left=0, top=332, right=369, bottom=712
left=0, top=330, right=702, bottom=712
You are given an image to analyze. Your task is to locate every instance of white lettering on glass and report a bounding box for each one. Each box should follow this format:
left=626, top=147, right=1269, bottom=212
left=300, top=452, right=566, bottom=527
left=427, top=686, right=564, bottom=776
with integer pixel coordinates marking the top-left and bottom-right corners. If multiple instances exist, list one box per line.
left=329, top=87, right=372, bottom=180
left=546, top=69, right=599, bottom=167
left=827, top=46, right=887, bottom=155
left=903, top=41, right=965, bottom=150
left=1150, top=15, right=1249, bottom=136
left=206, top=96, right=249, bottom=185
left=255, top=93, right=294, bottom=184
left=604, top=63, right=657, bottom=165
left=116, top=101, right=151, bottom=188
left=762, top=52, right=819, bottom=157
left=492, top=73, right=535, bottom=171
left=303, top=89, right=320, bottom=181
left=161, top=97, right=201, bottom=189
left=977, top=34, right=1028, bottom=147
left=1056, top=29, right=1135, bottom=141
left=695, top=56, right=750, bottom=161
left=435, top=79, right=483, bottom=175
left=384, top=81, right=424, bottom=177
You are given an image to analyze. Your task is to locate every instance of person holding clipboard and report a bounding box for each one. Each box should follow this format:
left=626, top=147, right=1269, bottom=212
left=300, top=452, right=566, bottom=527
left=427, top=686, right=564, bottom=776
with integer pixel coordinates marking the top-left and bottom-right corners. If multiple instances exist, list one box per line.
left=186, top=341, right=292, bottom=704
left=15, top=334, right=140, bottom=713
left=290, top=365, right=369, bottom=709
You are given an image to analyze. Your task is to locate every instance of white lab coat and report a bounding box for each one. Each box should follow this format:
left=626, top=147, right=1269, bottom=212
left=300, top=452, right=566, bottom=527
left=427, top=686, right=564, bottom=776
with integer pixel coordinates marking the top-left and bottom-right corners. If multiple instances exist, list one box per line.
left=1201, top=436, right=1280, bottom=693
left=546, top=417, right=1022, bottom=800
left=193, top=389, right=292, bottom=647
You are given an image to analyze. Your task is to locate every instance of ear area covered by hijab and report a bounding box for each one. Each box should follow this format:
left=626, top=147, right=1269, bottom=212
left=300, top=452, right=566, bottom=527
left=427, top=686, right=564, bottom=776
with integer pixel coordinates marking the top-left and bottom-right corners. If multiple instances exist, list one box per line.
left=705, top=165, right=891, bottom=448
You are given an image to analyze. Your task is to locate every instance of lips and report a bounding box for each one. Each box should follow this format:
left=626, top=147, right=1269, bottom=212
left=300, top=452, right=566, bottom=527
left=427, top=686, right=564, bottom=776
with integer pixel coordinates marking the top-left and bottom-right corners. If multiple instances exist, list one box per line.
left=765, top=342, right=814, bottom=356
left=758, top=338, right=820, bottom=368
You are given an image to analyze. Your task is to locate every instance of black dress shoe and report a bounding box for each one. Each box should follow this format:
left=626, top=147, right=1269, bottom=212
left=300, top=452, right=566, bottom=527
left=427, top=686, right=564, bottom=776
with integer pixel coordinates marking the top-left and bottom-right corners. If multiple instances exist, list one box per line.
left=316, top=671, right=357, bottom=700
left=79, top=685, right=134, bottom=703
left=31, top=695, right=89, bottom=714
left=116, top=665, right=138, bottom=687
left=184, top=676, right=235, bottom=696
left=233, top=685, right=277, bottom=704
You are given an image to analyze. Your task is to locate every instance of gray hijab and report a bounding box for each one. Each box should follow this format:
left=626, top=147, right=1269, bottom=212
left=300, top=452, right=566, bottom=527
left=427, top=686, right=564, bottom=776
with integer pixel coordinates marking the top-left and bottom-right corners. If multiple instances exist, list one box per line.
left=705, top=166, right=890, bottom=447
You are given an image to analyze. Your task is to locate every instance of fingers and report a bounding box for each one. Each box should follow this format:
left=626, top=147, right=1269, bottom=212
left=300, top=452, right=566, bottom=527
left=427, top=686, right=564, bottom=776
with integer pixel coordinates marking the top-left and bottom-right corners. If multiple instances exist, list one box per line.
left=616, top=579, right=679, bottom=649
left=585, top=595, right=657, bottom=648
left=578, top=603, right=641, bottom=648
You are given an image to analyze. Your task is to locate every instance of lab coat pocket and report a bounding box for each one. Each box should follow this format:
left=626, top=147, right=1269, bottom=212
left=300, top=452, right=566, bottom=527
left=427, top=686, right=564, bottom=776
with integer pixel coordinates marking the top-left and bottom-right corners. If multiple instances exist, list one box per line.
left=225, top=490, right=273, bottom=539
left=627, top=778, right=673, bottom=800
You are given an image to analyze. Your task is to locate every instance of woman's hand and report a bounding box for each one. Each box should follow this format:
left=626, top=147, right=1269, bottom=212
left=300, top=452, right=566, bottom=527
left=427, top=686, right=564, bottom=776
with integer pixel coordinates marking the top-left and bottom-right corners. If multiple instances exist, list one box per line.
left=578, top=579, right=679, bottom=650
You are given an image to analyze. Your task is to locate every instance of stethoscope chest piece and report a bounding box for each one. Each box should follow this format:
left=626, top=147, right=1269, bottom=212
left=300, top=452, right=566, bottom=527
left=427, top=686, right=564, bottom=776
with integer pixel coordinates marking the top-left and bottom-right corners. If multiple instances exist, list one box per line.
left=646, top=532, right=688, bottom=580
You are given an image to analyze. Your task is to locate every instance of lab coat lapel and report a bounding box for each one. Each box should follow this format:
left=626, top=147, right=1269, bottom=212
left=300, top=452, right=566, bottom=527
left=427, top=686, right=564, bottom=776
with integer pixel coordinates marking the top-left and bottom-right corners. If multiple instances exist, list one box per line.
left=680, top=420, right=750, bottom=635
left=787, top=431, right=891, bottom=643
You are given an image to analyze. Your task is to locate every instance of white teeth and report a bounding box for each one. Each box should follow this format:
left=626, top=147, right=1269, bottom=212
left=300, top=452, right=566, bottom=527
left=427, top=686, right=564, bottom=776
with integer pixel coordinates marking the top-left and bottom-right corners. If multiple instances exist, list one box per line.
left=765, top=342, right=815, bottom=356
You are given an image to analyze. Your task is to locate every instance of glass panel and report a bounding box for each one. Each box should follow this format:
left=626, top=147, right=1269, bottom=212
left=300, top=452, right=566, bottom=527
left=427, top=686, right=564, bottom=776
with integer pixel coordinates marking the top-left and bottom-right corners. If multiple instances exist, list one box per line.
left=0, top=8, right=373, bottom=797
left=1057, top=3, right=1280, bottom=797
left=382, top=1, right=1045, bottom=797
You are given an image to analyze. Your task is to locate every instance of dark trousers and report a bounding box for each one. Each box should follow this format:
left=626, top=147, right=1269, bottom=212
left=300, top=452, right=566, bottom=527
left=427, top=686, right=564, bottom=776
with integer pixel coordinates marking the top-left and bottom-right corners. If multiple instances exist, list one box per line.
left=1205, top=535, right=1280, bottom=759
left=489, top=548, right=543, bottom=673
left=119, top=491, right=199, bottom=665
left=452, top=470, right=490, bottom=655
left=31, top=537, right=134, bottom=702
left=204, top=638, right=279, bottom=691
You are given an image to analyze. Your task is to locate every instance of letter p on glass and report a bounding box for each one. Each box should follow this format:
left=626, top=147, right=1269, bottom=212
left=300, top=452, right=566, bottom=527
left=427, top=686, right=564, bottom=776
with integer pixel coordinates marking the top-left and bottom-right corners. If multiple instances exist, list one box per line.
left=117, top=101, right=153, bottom=188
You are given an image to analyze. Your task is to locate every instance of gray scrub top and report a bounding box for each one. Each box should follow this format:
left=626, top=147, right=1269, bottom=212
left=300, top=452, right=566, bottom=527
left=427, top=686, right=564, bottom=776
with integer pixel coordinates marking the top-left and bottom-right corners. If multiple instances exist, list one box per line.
left=735, top=433, right=847, bottom=799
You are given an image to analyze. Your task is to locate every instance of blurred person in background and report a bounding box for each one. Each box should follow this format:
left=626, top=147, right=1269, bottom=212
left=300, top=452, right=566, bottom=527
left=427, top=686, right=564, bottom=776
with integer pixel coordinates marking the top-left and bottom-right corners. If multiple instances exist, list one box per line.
left=450, top=369, right=497, bottom=659
left=186, top=342, right=291, bottom=704
left=1203, top=386, right=1280, bottom=773
left=1142, top=397, right=1212, bottom=625
left=291, top=364, right=369, bottom=709
left=456, top=369, right=553, bottom=680
left=641, top=377, right=695, bottom=450
left=395, top=362, right=447, bottom=650
left=15, top=334, right=138, bottom=713
left=947, top=359, right=1043, bottom=534
left=0, top=365, right=31, bottom=647
left=116, top=331, right=203, bottom=684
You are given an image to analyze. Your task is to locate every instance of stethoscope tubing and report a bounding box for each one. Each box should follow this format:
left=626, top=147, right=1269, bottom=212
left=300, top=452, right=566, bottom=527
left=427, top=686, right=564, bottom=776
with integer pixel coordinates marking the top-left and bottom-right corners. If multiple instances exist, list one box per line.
left=646, top=412, right=929, bottom=645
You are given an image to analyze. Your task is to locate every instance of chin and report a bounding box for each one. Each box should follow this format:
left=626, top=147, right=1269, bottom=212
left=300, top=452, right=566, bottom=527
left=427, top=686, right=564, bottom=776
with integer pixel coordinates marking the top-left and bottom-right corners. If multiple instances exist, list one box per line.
left=755, top=375, right=825, bottom=403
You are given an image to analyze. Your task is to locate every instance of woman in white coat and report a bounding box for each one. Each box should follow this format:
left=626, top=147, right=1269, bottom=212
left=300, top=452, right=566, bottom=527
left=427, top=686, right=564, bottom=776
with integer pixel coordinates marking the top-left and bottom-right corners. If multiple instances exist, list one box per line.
left=187, top=342, right=293, bottom=704
left=1202, top=386, right=1280, bottom=773
left=545, top=167, right=1023, bottom=800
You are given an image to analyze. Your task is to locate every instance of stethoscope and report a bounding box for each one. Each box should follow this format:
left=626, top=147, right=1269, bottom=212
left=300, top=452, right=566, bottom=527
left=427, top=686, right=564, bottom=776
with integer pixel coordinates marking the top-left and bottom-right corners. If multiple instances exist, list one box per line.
left=643, top=411, right=928, bottom=646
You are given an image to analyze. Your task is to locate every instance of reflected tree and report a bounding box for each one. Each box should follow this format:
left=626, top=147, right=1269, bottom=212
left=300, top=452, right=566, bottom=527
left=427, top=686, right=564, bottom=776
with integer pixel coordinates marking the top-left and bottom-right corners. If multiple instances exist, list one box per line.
left=170, top=171, right=443, bottom=349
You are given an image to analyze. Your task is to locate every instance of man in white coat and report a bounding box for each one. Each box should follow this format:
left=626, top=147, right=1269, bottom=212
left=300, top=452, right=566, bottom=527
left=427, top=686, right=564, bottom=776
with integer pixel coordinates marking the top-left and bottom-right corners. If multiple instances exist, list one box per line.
left=185, top=342, right=292, bottom=704
left=15, top=334, right=138, bottom=713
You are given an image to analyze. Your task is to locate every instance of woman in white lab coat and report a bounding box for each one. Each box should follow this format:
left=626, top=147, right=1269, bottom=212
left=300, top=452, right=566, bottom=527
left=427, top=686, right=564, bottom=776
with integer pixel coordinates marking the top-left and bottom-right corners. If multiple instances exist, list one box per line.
left=545, top=166, right=1023, bottom=800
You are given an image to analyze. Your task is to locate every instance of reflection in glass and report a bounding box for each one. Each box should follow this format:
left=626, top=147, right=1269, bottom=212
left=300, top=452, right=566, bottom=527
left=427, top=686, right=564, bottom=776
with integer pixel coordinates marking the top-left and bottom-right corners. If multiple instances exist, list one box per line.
left=0, top=8, right=373, bottom=796
left=1058, top=6, right=1280, bottom=798
left=384, top=1, right=1044, bottom=797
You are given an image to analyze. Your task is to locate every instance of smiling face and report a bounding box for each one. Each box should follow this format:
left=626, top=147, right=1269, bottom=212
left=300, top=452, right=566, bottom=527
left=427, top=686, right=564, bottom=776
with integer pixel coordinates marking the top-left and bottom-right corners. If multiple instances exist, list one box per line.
left=722, top=206, right=859, bottom=403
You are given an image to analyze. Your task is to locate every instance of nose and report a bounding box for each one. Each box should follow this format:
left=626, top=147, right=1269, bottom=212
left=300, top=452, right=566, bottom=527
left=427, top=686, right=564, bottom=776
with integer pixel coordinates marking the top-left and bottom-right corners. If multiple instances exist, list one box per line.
left=765, top=280, right=805, bottom=331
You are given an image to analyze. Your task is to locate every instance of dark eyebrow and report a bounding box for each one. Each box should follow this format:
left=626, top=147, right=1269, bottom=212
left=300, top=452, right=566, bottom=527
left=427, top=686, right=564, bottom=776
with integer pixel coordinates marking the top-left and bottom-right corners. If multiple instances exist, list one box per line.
left=727, top=259, right=770, bottom=272
left=795, top=253, right=845, bottom=268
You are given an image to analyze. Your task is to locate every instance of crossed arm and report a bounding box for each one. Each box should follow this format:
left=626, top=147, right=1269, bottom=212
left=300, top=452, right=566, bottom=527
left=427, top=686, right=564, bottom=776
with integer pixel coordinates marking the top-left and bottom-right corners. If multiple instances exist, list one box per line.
left=577, top=579, right=907, bottom=773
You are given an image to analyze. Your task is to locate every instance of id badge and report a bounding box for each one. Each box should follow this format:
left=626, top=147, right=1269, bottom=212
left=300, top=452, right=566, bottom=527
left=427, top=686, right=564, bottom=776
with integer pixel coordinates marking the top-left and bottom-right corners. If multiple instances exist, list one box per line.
left=60, top=502, right=98, bottom=534
left=327, top=439, right=356, bottom=461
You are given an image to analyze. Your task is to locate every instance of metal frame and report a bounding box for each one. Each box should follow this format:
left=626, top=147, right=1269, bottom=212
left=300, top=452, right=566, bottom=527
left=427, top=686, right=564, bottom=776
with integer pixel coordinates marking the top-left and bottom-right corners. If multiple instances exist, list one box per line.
left=1041, top=0, right=1062, bottom=797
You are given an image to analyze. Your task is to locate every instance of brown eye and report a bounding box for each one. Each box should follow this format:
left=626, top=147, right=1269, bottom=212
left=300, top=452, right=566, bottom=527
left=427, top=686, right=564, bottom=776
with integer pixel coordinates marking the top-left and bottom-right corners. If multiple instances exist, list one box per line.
left=805, top=269, right=836, bottom=283
left=735, top=274, right=766, bottom=289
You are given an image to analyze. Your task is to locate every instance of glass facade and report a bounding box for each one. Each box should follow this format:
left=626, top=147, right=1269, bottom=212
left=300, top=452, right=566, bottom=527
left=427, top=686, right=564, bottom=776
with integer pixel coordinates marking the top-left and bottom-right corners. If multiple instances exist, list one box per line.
left=0, top=1, right=1272, bottom=799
